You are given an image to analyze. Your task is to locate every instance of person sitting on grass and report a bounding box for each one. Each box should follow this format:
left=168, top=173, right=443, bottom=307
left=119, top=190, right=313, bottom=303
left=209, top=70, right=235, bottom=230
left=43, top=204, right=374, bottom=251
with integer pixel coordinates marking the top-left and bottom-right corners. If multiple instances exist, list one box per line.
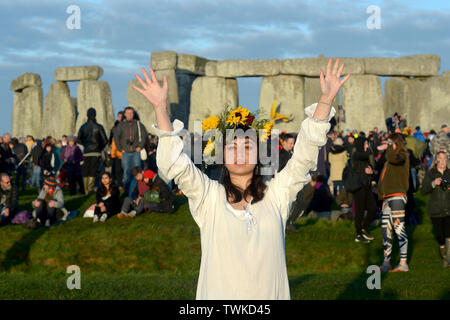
left=117, top=166, right=149, bottom=219
left=31, top=176, right=65, bottom=227
left=93, top=172, right=121, bottom=223
left=140, top=168, right=175, bottom=214
left=0, top=173, right=18, bottom=227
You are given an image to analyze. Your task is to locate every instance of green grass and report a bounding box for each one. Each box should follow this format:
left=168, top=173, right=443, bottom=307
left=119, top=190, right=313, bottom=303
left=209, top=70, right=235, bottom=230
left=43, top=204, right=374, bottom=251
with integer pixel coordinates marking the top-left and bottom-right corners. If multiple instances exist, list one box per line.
left=0, top=188, right=448, bottom=299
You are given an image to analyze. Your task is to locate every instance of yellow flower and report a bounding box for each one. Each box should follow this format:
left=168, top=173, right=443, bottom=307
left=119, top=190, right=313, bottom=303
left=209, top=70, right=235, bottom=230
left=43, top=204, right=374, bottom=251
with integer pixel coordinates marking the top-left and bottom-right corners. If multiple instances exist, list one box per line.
left=226, top=106, right=250, bottom=126
left=260, top=121, right=274, bottom=142
left=203, top=138, right=215, bottom=155
left=202, top=115, right=220, bottom=131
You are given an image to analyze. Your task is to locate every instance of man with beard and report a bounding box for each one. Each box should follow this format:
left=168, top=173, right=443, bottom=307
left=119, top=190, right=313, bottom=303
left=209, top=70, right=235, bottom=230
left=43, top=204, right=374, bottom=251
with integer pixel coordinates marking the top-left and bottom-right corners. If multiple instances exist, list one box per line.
left=0, top=173, right=18, bottom=226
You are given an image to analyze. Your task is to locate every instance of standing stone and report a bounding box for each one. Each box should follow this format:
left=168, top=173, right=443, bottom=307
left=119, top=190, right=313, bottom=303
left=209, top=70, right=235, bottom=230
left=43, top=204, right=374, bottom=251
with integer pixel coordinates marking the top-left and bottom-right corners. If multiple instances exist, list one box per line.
left=364, top=54, right=440, bottom=76
left=127, top=79, right=157, bottom=134
left=384, top=76, right=450, bottom=132
left=172, top=72, right=197, bottom=128
left=42, top=82, right=76, bottom=137
left=341, top=75, right=386, bottom=131
left=12, top=86, right=43, bottom=138
left=10, top=73, right=42, bottom=91
left=189, top=77, right=238, bottom=132
left=76, top=80, right=115, bottom=133
left=259, top=75, right=305, bottom=133
left=304, top=77, right=339, bottom=110
left=54, top=66, right=104, bottom=81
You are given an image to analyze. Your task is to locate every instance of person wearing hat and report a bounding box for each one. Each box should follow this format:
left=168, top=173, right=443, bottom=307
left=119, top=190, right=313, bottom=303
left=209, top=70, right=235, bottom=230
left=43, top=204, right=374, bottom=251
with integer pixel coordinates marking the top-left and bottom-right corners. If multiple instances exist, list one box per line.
left=60, top=135, right=84, bottom=195
left=117, top=167, right=174, bottom=219
left=431, top=123, right=450, bottom=165
left=31, top=176, right=65, bottom=227
left=77, top=107, right=108, bottom=194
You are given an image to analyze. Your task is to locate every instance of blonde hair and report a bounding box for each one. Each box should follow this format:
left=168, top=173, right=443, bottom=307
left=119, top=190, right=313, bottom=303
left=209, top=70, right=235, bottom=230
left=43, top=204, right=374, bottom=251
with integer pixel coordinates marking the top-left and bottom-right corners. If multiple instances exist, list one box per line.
left=431, top=151, right=448, bottom=170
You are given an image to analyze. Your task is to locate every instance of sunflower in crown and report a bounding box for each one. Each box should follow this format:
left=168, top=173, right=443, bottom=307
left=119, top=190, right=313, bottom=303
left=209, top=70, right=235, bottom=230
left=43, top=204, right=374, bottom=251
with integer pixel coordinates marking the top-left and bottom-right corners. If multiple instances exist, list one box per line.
left=200, top=102, right=292, bottom=163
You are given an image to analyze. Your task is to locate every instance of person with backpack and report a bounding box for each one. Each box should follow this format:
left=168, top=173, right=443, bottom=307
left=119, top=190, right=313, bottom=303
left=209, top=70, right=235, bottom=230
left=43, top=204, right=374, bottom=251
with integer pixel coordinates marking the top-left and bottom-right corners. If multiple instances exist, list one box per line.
left=377, top=133, right=410, bottom=272
left=350, top=136, right=377, bottom=243
left=420, top=151, right=450, bottom=268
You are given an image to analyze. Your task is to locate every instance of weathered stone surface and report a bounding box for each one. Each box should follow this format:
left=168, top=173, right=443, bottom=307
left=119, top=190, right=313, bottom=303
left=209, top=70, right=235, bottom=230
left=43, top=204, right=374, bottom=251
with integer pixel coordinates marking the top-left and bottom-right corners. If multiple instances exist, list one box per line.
left=281, top=55, right=364, bottom=77
left=216, top=59, right=280, bottom=77
left=151, top=51, right=177, bottom=70
left=259, top=75, right=305, bottom=133
left=76, top=80, right=115, bottom=133
left=54, top=66, right=103, bottom=81
left=341, top=75, right=386, bottom=131
left=384, top=76, right=450, bottom=132
left=177, top=53, right=209, bottom=75
left=127, top=79, right=157, bottom=134
left=189, top=77, right=238, bottom=132
left=205, top=61, right=218, bottom=77
left=172, top=72, right=198, bottom=128
left=364, top=54, right=440, bottom=76
left=304, top=77, right=338, bottom=110
left=42, top=82, right=76, bottom=137
left=12, top=86, right=43, bottom=138
left=10, top=73, right=42, bottom=91
left=442, top=71, right=450, bottom=77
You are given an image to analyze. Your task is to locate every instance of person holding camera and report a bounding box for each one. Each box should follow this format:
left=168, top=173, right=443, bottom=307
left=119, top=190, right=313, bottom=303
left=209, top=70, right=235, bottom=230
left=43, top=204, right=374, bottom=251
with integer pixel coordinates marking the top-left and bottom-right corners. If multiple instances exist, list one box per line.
left=377, top=133, right=410, bottom=272
left=114, top=106, right=148, bottom=195
left=420, top=151, right=450, bottom=268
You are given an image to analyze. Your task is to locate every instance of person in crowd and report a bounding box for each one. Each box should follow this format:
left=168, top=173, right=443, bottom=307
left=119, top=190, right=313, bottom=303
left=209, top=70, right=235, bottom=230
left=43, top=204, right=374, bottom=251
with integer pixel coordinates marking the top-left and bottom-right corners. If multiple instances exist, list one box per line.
left=39, top=142, right=56, bottom=178
left=31, top=176, right=65, bottom=227
left=109, top=111, right=124, bottom=145
left=93, top=172, right=121, bottom=223
left=329, top=137, right=347, bottom=198
left=344, top=133, right=355, bottom=156
left=0, top=173, right=18, bottom=226
left=278, top=133, right=295, bottom=171
left=10, top=137, right=28, bottom=192
left=377, top=133, right=410, bottom=272
left=431, top=123, right=450, bottom=159
left=117, top=166, right=148, bottom=218
left=29, top=138, right=43, bottom=190
left=53, top=140, right=63, bottom=173
left=141, top=168, right=175, bottom=214
left=286, top=177, right=316, bottom=232
left=61, top=135, right=68, bottom=147
left=132, top=58, right=350, bottom=299
left=1, top=133, right=15, bottom=175
left=305, top=174, right=333, bottom=215
left=420, top=151, right=450, bottom=268
left=351, top=136, right=377, bottom=243
left=413, top=126, right=426, bottom=143
left=147, top=134, right=158, bottom=173
left=110, top=133, right=124, bottom=191
left=61, top=136, right=85, bottom=195
left=78, top=108, right=109, bottom=194
left=335, top=186, right=353, bottom=221
left=114, top=106, right=148, bottom=194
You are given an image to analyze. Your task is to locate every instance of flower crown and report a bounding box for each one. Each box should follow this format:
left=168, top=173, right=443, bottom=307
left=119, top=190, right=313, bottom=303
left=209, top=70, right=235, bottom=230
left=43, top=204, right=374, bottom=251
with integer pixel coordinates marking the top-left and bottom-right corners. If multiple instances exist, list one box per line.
left=201, top=101, right=292, bottom=162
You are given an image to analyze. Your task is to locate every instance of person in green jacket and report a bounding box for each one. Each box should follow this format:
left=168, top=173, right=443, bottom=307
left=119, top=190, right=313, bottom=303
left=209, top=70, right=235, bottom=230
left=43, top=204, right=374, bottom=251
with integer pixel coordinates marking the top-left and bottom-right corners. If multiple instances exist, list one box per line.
left=420, top=151, right=450, bottom=268
left=377, top=133, right=410, bottom=272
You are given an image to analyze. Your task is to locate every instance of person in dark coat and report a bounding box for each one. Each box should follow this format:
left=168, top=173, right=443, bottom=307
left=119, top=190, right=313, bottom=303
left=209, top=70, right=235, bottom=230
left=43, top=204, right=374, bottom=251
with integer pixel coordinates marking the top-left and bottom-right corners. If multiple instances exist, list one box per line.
left=61, top=136, right=85, bottom=195
left=39, top=143, right=55, bottom=178
left=420, top=151, right=450, bottom=268
left=0, top=173, right=18, bottom=226
left=93, top=172, right=121, bottom=223
left=10, top=138, right=29, bottom=192
left=351, top=136, right=377, bottom=243
left=77, top=108, right=108, bottom=194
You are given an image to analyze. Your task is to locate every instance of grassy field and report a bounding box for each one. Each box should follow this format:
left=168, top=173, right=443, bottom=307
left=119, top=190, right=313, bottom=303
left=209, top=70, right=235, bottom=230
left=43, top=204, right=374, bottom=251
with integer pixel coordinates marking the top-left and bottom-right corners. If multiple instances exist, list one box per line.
left=0, top=188, right=448, bottom=300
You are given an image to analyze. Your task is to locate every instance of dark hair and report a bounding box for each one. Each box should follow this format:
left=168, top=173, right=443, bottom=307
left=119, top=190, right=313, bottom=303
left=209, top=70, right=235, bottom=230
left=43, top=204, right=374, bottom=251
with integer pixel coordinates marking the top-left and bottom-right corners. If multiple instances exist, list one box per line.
left=98, top=172, right=115, bottom=197
left=219, top=133, right=267, bottom=205
left=131, top=166, right=143, bottom=177
left=415, top=126, right=420, bottom=131
left=281, top=133, right=294, bottom=141
left=389, top=133, right=407, bottom=154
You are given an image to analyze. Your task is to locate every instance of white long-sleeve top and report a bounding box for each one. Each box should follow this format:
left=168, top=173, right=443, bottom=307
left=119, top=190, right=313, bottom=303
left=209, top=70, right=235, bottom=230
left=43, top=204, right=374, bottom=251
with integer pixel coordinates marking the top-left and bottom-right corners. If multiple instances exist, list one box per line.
left=152, top=103, right=335, bottom=300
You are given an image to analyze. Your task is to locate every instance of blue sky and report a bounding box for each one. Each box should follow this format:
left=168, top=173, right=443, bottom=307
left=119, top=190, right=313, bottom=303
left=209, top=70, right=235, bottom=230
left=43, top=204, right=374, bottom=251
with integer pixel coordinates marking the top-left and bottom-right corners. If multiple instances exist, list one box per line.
left=1, top=0, right=449, bottom=135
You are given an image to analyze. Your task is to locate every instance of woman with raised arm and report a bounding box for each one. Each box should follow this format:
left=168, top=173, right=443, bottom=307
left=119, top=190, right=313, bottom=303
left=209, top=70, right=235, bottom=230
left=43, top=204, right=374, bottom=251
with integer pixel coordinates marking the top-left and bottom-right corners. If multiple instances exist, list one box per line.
left=133, top=59, right=350, bottom=300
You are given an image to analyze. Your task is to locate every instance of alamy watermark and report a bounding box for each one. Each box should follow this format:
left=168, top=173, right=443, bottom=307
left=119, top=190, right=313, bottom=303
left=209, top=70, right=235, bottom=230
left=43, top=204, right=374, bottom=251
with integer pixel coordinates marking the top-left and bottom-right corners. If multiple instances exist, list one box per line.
left=66, top=265, right=81, bottom=290
left=366, top=265, right=381, bottom=290
left=66, top=5, right=81, bottom=30
left=366, top=5, right=381, bottom=30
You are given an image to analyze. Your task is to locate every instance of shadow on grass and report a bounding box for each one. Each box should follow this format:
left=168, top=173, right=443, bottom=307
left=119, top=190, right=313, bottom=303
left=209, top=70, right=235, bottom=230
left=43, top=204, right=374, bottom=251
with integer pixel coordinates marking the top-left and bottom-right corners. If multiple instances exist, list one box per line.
left=1, top=227, right=47, bottom=271
left=336, top=243, right=397, bottom=300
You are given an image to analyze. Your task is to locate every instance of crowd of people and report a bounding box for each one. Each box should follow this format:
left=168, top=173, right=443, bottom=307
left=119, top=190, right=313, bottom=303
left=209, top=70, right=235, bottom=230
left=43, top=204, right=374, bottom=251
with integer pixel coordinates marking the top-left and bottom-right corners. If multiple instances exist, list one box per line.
left=0, top=104, right=449, bottom=270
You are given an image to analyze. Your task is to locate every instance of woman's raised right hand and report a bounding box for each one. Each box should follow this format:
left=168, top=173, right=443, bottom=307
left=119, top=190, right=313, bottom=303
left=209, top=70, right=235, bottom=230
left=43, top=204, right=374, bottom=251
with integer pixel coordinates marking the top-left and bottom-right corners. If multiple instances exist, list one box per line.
left=133, top=67, right=168, bottom=112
